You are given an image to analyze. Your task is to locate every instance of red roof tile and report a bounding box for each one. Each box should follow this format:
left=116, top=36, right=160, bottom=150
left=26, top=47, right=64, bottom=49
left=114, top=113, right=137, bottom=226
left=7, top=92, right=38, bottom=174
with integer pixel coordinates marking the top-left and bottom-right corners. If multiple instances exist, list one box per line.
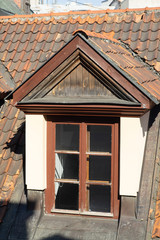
left=87, top=37, right=160, bottom=101
left=0, top=99, right=24, bottom=219
left=0, top=8, right=160, bottom=89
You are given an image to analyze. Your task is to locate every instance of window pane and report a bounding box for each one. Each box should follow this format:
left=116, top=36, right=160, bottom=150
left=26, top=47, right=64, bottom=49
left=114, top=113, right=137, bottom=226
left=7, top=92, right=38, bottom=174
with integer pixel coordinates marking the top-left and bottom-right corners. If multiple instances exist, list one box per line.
left=87, top=125, right=111, bottom=152
left=89, top=156, right=111, bottom=181
left=55, top=183, right=79, bottom=210
left=89, top=185, right=111, bottom=212
left=55, top=153, right=79, bottom=180
left=56, top=124, right=79, bottom=151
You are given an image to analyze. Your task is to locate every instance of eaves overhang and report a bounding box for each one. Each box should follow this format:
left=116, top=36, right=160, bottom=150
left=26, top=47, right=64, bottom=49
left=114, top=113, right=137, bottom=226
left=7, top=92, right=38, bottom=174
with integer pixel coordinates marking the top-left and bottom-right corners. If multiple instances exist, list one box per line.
left=16, top=103, right=147, bottom=117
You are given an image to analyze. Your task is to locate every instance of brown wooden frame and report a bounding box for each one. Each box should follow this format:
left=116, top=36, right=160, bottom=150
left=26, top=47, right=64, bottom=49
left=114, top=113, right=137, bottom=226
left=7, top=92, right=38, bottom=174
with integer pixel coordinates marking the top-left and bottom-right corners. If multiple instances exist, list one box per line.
left=45, top=116, right=119, bottom=219
left=17, top=103, right=148, bottom=117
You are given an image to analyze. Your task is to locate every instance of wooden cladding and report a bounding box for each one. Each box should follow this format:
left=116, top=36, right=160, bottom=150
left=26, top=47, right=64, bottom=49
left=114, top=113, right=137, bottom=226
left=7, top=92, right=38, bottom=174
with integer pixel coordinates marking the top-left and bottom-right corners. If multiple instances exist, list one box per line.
left=46, top=117, right=119, bottom=218
left=47, top=64, right=118, bottom=99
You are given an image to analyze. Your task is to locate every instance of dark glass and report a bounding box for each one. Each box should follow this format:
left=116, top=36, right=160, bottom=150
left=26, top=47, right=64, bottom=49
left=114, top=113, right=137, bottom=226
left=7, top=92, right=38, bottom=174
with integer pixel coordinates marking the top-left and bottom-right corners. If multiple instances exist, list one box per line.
left=89, top=156, right=111, bottom=181
left=55, top=153, right=79, bottom=180
left=89, top=185, right=111, bottom=212
left=56, top=124, right=79, bottom=151
left=55, top=183, right=79, bottom=210
left=87, top=125, right=111, bottom=152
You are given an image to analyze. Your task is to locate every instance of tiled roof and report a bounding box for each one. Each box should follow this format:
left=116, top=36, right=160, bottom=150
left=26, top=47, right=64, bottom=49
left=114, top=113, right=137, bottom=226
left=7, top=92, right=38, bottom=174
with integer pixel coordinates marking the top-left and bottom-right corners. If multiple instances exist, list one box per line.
left=0, top=7, right=160, bottom=225
left=0, top=99, right=25, bottom=222
left=0, top=8, right=160, bottom=88
left=81, top=32, right=160, bottom=101
left=0, top=60, right=15, bottom=98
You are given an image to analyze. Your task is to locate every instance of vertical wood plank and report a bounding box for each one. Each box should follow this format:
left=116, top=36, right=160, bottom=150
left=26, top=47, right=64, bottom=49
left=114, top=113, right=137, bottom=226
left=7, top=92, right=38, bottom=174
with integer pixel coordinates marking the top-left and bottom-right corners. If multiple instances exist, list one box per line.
left=45, top=119, right=55, bottom=213
left=113, top=121, right=120, bottom=218
left=70, top=67, right=77, bottom=96
left=81, top=122, right=87, bottom=212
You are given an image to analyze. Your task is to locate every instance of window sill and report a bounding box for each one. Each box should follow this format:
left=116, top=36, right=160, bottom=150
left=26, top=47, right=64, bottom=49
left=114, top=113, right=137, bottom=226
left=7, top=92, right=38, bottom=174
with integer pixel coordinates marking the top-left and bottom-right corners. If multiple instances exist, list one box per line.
left=51, top=209, right=113, bottom=217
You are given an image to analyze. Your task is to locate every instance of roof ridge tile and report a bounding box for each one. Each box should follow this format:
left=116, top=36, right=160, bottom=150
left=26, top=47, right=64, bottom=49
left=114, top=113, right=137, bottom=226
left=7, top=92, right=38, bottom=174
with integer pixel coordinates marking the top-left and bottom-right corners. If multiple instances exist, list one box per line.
left=0, top=7, right=159, bottom=20
left=0, top=8, right=160, bottom=25
left=73, top=29, right=120, bottom=43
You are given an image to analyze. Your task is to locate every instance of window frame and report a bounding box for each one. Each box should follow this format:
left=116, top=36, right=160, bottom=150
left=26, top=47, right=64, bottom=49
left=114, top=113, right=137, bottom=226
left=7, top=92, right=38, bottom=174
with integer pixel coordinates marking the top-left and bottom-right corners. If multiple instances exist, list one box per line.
left=45, top=116, right=119, bottom=218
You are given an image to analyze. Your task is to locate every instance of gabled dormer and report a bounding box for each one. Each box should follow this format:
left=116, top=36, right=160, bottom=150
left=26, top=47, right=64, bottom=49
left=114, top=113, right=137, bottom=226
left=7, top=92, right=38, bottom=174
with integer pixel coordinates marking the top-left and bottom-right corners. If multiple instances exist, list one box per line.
left=8, top=33, right=158, bottom=219
left=10, top=33, right=157, bottom=116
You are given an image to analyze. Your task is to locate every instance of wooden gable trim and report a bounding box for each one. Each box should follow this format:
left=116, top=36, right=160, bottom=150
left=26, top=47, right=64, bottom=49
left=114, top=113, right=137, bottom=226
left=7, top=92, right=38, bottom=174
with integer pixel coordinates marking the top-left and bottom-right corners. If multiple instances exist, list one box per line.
left=16, top=103, right=147, bottom=117
left=12, top=34, right=154, bottom=110
left=21, top=51, right=82, bottom=101
left=21, top=50, right=136, bottom=103
left=12, top=36, right=81, bottom=104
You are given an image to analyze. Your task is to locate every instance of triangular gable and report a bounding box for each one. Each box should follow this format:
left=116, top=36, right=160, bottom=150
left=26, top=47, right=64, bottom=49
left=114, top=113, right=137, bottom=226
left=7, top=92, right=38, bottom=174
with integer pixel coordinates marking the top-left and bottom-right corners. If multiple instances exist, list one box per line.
left=44, top=64, right=119, bottom=101
left=20, top=51, right=138, bottom=106
left=9, top=34, right=156, bottom=116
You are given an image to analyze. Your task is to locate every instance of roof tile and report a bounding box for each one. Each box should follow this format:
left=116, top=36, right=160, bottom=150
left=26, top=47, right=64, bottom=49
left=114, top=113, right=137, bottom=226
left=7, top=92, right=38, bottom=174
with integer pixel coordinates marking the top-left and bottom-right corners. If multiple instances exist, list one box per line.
left=150, top=30, right=160, bottom=41
left=1, top=148, right=12, bottom=161
left=0, top=160, right=11, bottom=175
left=0, top=174, right=7, bottom=190
left=146, top=50, right=158, bottom=61
left=152, top=21, right=160, bottom=32
left=13, top=152, right=24, bottom=161
left=7, top=160, right=23, bottom=176
left=132, top=21, right=142, bottom=32
left=130, top=31, right=140, bottom=42
left=140, top=31, right=150, bottom=42
left=0, top=186, right=13, bottom=202
left=0, top=118, right=6, bottom=131
left=141, top=21, right=151, bottom=32
left=157, top=52, right=160, bottom=62
left=7, top=107, right=18, bottom=120
left=0, top=132, right=12, bottom=146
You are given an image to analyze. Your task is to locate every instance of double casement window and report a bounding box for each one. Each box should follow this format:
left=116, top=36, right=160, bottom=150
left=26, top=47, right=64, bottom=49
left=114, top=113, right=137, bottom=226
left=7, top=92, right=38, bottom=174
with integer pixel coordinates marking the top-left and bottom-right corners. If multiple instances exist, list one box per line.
left=46, top=117, right=119, bottom=218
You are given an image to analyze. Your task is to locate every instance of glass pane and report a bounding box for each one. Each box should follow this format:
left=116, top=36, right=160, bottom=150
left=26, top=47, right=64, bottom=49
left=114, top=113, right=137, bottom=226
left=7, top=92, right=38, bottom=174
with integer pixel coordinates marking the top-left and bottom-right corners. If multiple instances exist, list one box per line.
left=55, top=183, right=79, bottom=210
left=56, top=124, right=79, bottom=151
left=55, top=153, right=79, bottom=180
left=89, top=185, right=111, bottom=212
left=89, top=156, right=111, bottom=181
left=87, top=125, right=111, bottom=152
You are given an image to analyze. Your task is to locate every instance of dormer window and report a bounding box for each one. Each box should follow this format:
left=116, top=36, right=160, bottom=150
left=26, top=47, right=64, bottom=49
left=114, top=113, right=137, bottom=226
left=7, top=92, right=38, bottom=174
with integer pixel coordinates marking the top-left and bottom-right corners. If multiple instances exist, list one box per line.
left=46, top=117, right=119, bottom=217
left=11, top=33, right=155, bottom=220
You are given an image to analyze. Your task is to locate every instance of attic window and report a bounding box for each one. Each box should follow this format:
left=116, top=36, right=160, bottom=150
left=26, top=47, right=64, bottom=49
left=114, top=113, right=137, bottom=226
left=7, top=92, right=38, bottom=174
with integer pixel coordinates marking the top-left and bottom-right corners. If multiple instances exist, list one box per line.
left=46, top=117, right=119, bottom=218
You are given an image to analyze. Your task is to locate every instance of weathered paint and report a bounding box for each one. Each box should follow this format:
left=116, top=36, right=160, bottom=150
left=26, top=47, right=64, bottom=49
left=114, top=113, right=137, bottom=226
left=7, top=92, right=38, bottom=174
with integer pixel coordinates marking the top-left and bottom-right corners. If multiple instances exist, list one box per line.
left=26, top=114, right=46, bottom=190
left=120, top=112, right=150, bottom=196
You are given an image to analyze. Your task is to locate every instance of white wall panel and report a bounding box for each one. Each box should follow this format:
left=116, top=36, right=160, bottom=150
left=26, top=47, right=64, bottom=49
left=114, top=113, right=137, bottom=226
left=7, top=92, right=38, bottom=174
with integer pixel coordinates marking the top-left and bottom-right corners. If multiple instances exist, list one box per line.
left=120, top=112, right=150, bottom=196
left=26, top=114, right=46, bottom=190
